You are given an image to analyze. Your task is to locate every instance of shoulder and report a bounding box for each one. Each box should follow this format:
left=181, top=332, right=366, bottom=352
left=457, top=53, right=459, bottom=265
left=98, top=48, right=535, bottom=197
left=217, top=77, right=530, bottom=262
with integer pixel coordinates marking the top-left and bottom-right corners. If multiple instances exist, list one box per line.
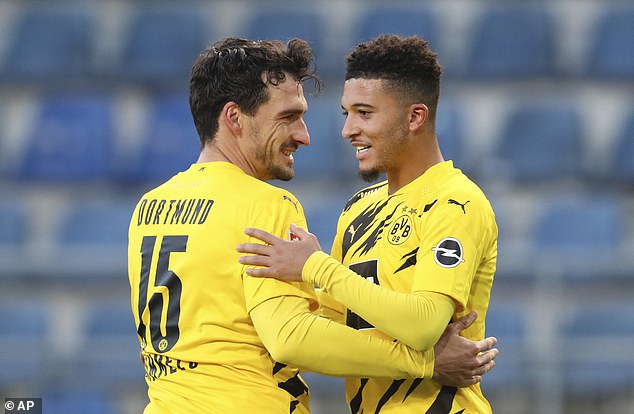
left=250, top=182, right=305, bottom=217
left=426, top=169, right=495, bottom=222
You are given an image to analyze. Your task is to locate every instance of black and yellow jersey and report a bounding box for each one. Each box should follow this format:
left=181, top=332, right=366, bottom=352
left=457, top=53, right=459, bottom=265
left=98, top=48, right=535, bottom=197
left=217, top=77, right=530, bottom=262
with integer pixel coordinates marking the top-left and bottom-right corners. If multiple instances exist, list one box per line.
left=323, top=161, right=498, bottom=413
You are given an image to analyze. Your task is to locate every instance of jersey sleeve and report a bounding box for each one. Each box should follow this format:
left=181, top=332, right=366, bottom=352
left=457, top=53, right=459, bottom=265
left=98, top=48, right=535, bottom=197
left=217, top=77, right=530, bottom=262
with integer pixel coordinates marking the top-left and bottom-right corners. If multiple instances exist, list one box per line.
left=242, top=191, right=318, bottom=313
left=250, top=293, right=434, bottom=379
left=303, top=251, right=454, bottom=350
left=412, top=197, right=493, bottom=311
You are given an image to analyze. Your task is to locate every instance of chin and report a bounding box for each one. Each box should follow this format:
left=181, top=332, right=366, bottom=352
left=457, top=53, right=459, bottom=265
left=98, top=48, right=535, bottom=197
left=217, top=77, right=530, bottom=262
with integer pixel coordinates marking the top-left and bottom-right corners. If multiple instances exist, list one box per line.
left=270, top=165, right=294, bottom=181
left=358, top=168, right=381, bottom=183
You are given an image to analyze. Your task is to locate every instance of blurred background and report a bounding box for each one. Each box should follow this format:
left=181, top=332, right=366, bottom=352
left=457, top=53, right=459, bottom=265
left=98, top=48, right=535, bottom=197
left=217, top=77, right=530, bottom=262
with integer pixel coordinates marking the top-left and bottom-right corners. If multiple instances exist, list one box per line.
left=0, top=0, right=632, bottom=413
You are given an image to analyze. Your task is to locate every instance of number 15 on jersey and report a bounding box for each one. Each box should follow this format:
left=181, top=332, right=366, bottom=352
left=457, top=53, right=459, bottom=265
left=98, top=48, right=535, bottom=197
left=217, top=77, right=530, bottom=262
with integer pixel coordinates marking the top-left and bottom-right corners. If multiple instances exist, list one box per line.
left=136, top=235, right=188, bottom=353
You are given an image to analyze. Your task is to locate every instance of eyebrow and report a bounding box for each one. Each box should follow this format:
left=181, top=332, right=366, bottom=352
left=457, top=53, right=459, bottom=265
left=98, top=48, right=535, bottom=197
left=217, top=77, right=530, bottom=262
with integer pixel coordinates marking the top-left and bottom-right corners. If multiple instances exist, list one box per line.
left=341, top=103, right=376, bottom=110
left=278, top=107, right=305, bottom=118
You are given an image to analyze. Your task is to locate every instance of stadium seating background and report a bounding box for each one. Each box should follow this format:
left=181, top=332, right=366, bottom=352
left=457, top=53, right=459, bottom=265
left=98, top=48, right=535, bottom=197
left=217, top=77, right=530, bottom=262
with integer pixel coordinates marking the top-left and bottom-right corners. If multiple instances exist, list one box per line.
left=0, top=1, right=632, bottom=413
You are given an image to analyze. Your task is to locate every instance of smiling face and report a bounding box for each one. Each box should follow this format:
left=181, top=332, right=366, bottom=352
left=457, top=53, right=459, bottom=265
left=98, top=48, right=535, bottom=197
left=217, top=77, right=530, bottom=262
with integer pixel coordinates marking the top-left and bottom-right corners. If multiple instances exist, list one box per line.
left=241, top=77, right=310, bottom=181
left=341, top=78, right=411, bottom=182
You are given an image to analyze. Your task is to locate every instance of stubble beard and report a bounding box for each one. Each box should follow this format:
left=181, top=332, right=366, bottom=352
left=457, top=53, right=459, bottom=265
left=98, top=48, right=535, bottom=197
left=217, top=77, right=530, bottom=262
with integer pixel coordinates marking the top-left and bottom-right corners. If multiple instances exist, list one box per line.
left=358, top=168, right=381, bottom=183
left=357, top=125, right=408, bottom=183
left=252, top=128, right=295, bottom=181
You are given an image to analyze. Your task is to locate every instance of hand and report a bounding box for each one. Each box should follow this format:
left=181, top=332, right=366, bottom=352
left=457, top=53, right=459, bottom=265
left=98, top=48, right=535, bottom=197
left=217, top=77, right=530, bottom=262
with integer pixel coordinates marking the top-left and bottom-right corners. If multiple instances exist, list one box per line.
left=236, top=224, right=321, bottom=281
left=432, top=311, right=499, bottom=387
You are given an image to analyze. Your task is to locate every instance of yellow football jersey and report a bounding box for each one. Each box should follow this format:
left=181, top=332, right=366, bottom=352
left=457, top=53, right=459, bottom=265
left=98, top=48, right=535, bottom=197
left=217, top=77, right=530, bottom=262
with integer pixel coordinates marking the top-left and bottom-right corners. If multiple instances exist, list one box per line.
left=329, top=161, right=498, bottom=413
left=128, top=162, right=315, bottom=414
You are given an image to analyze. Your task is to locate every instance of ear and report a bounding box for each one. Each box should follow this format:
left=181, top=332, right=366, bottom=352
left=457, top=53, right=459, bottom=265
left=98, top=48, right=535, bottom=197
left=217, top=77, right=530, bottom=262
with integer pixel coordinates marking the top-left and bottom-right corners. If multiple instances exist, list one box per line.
left=409, top=103, right=428, bottom=132
left=222, top=101, right=243, bottom=135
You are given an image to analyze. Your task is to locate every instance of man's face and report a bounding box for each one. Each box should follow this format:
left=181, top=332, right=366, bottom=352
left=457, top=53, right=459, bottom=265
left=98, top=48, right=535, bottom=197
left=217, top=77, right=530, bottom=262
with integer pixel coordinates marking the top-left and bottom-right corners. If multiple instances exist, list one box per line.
left=243, top=78, right=310, bottom=181
left=341, top=78, right=410, bottom=182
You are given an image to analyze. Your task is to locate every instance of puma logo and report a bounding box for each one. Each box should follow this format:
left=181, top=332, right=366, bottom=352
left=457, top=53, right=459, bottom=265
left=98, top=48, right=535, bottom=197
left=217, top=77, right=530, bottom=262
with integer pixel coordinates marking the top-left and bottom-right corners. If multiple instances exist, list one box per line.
left=347, top=224, right=358, bottom=240
left=448, top=199, right=470, bottom=214
left=283, top=195, right=299, bottom=212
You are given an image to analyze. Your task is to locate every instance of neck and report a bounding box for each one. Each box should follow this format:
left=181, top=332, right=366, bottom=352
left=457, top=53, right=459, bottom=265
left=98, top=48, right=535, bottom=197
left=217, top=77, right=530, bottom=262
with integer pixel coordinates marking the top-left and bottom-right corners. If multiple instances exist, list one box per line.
left=197, top=139, right=259, bottom=179
left=386, top=134, right=444, bottom=194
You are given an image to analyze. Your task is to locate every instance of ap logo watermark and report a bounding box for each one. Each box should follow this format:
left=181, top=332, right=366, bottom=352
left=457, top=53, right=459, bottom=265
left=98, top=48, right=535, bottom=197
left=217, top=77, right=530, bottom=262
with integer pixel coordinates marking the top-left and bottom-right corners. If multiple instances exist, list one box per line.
left=4, top=398, right=42, bottom=414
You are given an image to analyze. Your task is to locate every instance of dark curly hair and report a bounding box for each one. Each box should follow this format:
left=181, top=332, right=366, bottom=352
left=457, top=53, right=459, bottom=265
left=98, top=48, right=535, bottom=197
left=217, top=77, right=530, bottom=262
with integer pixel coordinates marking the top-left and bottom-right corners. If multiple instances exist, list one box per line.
left=189, top=37, right=320, bottom=146
left=345, top=35, right=442, bottom=122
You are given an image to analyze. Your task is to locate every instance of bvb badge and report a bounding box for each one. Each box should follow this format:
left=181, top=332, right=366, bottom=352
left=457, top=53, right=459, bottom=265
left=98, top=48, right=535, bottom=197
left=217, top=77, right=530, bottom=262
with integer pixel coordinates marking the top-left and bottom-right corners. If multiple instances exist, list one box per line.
left=158, top=339, right=169, bottom=351
left=388, top=215, right=412, bottom=245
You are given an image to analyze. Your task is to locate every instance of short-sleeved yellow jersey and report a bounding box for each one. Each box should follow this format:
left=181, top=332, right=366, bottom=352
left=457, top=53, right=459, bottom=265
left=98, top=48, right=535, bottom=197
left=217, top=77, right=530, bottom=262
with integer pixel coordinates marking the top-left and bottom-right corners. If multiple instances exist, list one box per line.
left=330, top=161, right=498, bottom=413
left=128, top=162, right=316, bottom=414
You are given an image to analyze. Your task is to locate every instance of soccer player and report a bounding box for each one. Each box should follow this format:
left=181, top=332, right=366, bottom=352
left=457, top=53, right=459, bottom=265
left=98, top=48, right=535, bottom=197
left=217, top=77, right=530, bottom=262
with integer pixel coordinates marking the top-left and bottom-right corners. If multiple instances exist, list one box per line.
left=129, top=37, right=497, bottom=414
left=237, top=34, right=499, bottom=413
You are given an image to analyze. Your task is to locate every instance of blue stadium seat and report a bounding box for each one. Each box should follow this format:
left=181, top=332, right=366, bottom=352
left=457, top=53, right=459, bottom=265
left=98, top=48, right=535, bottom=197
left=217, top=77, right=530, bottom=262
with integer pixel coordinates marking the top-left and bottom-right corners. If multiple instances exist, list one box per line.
left=303, top=197, right=345, bottom=254
left=42, top=388, right=114, bottom=414
left=15, top=93, right=113, bottom=182
left=76, top=302, right=145, bottom=386
left=534, top=197, right=623, bottom=249
left=293, top=98, right=342, bottom=181
left=531, top=195, right=627, bottom=281
left=0, top=202, right=30, bottom=279
left=57, top=201, right=133, bottom=247
left=584, top=7, right=634, bottom=79
left=465, top=6, right=555, bottom=78
left=350, top=6, right=439, bottom=50
left=0, top=202, right=27, bottom=246
left=560, top=303, right=634, bottom=394
left=491, top=101, right=582, bottom=183
left=52, top=199, right=133, bottom=279
left=607, top=108, right=634, bottom=186
left=2, top=6, right=96, bottom=81
left=115, top=6, right=207, bottom=84
left=436, top=101, right=470, bottom=173
left=123, top=92, right=199, bottom=184
left=483, top=302, right=530, bottom=391
left=241, top=8, right=328, bottom=74
left=0, top=303, right=49, bottom=385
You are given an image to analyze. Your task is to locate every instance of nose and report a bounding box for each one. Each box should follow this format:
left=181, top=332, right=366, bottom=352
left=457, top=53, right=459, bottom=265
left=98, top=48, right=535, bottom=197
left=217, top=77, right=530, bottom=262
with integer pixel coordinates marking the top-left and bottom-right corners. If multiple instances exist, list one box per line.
left=293, top=118, right=310, bottom=146
left=341, top=116, right=357, bottom=140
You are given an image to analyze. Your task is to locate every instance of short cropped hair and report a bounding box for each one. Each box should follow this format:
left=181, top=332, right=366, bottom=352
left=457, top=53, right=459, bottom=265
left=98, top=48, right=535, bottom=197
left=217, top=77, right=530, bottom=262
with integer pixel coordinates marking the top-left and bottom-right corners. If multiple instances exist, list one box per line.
left=345, top=35, right=442, bottom=122
left=190, top=37, right=319, bottom=146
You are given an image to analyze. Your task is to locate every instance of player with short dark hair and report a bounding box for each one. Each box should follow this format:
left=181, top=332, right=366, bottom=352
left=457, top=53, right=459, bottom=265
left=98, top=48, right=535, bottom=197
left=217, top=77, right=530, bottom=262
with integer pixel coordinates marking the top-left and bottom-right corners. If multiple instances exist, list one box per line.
left=129, top=37, right=497, bottom=414
left=238, top=34, right=498, bottom=413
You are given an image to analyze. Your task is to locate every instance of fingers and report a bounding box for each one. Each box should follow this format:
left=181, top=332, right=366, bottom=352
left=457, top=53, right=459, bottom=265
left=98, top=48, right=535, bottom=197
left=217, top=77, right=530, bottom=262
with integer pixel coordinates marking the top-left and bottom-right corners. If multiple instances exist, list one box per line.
left=458, top=354, right=496, bottom=386
left=238, top=254, right=270, bottom=267
left=451, top=311, right=478, bottom=333
left=244, top=266, right=272, bottom=278
left=446, top=311, right=478, bottom=335
left=244, top=228, right=281, bottom=245
left=474, top=336, right=498, bottom=353
left=473, top=358, right=496, bottom=377
left=477, top=348, right=499, bottom=364
left=289, top=224, right=311, bottom=240
left=236, top=242, right=271, bottom=256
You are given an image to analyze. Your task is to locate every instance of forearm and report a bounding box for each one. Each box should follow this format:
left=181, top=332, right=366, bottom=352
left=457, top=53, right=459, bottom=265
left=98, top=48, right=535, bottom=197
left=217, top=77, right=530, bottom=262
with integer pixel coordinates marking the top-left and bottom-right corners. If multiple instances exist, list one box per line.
left=304, top=252, right=454, bottom=351
left=251, top=295, right=433, bottom=378
left=316, top=288, right=345, bottom=323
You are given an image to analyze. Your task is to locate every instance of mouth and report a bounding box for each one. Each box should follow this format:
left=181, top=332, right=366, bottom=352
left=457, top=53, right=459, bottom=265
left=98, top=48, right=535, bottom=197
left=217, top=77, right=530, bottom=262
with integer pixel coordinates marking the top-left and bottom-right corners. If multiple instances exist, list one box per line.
left=281, top=146, right=296, bottom=162
left=353, top=143, right=372, bottom=154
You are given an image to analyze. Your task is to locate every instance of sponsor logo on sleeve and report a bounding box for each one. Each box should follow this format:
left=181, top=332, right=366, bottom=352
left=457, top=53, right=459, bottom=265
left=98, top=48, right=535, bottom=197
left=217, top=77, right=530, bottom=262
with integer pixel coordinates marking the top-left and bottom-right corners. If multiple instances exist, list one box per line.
left=432, top=237, right=464, bottom=268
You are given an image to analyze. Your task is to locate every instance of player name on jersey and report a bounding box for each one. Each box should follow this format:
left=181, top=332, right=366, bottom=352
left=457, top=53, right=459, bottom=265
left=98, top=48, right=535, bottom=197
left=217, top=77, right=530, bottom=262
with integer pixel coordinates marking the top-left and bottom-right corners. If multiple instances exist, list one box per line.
left=143, top=352, right=199, bottom=381
left=135, top=198, right=214, bottom=227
